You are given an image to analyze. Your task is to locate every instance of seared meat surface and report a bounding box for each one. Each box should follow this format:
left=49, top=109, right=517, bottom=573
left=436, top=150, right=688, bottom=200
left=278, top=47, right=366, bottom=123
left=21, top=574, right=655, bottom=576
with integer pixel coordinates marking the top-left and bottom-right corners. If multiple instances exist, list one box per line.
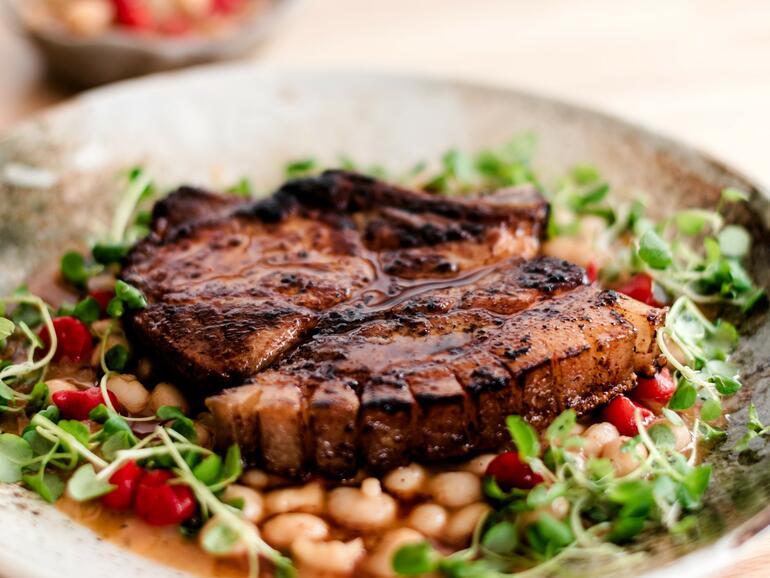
left=123, top=171, right=665, bottom=477
left=123, top=171, right=547, bottom=386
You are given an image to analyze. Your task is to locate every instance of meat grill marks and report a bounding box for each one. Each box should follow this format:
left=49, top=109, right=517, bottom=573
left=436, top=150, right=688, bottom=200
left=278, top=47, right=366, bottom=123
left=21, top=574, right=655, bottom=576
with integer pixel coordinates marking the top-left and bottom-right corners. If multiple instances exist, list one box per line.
left=122, top=170, right=548, bottom=387
left=123, top=170, right=667, bottom=478
left=207, top=277, right=666, bottom=478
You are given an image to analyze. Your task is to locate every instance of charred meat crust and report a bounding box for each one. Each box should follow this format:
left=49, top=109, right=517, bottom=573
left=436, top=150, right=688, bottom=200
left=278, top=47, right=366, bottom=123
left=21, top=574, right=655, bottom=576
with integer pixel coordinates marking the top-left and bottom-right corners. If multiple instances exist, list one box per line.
left=122, top=171, right=666, bottom=478
left=122, top=171, right=549, bottom=388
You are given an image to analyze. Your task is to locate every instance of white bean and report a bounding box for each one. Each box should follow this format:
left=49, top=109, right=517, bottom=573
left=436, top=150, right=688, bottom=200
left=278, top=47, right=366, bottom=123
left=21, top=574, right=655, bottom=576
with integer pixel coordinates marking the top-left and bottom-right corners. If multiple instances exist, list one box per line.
left=292, top=537, right=365, bottom=576
left=265, top=481, right=325, bottom=515
left=240, top=468, right=270, bottom=490
left=429, top=472, right=482, bottom=508
left=383, top=463, right=427, bottom=499
left=223, top=484, right=263, bottom=524
left=86, top=273, right=116, bottom=294
left=602, top=436, right=649, bottom=476
left=459, top=454, right=497, bottom=477
left=45, top=379, right=79, bottom=398
left=194, top=421, right=213, bottom=449
left=365, top=528, right=424, bottom=578
left=582, top=422, right=620, bottom=458
left=106, top=374, right=149, bottom=414
left=445, top=503, right=491, bottom=546
left=262, top=513, right=329, bottom=551
left=328, top=478, right=397, bottom=531
left=407, top=502, right=448, bottom=537
left=149, top=382, right=189, bottom=414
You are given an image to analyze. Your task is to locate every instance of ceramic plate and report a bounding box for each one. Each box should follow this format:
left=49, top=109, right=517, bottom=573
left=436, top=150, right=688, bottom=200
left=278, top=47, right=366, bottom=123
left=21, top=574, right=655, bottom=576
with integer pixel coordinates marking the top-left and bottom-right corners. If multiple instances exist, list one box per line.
left=0, top=67, right=769, bottom=578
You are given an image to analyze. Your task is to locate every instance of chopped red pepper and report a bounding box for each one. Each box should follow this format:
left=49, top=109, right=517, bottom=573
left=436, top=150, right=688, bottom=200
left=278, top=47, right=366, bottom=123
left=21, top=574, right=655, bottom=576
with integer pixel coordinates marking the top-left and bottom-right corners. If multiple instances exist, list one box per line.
left=89, top=290, right=114, bottom=313
left=112, top=0, right=153, bottom=30
left=485, top=451, right=543, bottom=491
left=632, top=368, right=676, bottom=406
left=134, top=470, right=196, bottom=526
left=52, top=387, right=122, bottom=421
left=211, top=0, right=245, bottom=14
left=616, top=274, right=664, bottom=307
left=602, top=395, right=654, bottom=437
left=586, top=261, right=598, bottom=284
left=101, top=461, right=145, bottom=510
left=39, top=316, right=94, bottom=363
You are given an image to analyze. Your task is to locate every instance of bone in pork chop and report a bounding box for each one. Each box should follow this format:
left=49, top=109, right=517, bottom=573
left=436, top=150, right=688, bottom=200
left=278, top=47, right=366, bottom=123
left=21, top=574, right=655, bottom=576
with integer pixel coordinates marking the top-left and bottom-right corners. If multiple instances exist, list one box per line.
left=122, top=170, right=665, bottom=478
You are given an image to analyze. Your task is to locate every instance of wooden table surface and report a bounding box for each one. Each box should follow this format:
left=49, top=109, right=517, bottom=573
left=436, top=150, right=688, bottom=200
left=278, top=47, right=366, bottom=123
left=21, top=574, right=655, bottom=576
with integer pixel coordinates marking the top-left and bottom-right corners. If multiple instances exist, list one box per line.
left=1, top=1, right=770, bottom=576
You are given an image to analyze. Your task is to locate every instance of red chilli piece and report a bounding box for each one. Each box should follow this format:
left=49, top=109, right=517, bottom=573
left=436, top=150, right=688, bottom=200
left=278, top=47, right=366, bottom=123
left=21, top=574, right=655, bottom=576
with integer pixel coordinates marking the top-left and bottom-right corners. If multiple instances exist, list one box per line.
left=112, top=0, right=153, bottom=29
left=52, top=388, right=122, bottom=421
left=101, top=461, right=146, bottom=510
left=89, top=290, right=115, bottom=313
left=602, top=395, right=654, bottom=437
left=134, top=470, right=196, bottom=526
left=211, top=0, right=245, bottom=14
left=39, top=316, right=94, bottom=363
left=633, top=368, right=676, bottom=406
left=586, top=261, right=599, bottom=284
left=485, top=451, right=543, bottom=491
left=617, top=274, right=663, bottom=307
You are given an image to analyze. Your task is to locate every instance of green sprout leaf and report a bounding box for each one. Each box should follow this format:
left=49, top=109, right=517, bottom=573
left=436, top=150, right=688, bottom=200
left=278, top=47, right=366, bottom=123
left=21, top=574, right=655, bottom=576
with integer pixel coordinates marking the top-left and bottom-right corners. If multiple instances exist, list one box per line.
left=67, top=464, right=115, bottom=502
left=545, top=409, right=576, bottom=444
left=92, top=243, right=129, bottom=265
left=201, top=521, right=242, bottom=555
left=482, top=521, right=518, bottom=555
left=193, top=454, right=223, bottom=486
left=23, top=471, right=64, bottom=503
left=638, top=229, right=673, bottom=269
left=225, top=178, right=253, bottom=198
left=0, top=318, right=14, bottom=341
left=700, top=398, right=722, bottom=422
left=105, top=344, right=130, bottom=372
left=157, top=405, right=196, bottom=441
left=284, top=158, right=318, bottom=178
left=114, top=281, right=148, bottom=310
left=721, top=187, right=750, bottom=203
left=73, top=297, right=100, bottom=325
left=668, top=382, right=697, bottom=410
left=392, top=542, right=438, bottom=576
left=506, top=415, right=540, bottom=460
left=0, top=433, right=33, bottom=483
left=106, top=298, right=125, bottom=318
left=718, top=225, right=751, bottom=259
left=60, top=252, right=91, bottom=287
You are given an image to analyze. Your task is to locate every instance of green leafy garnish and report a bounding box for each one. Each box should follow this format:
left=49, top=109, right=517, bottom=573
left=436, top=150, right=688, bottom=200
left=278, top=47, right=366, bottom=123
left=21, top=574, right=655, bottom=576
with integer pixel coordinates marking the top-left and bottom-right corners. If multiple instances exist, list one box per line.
left=113, top=281, right=148, bottom=311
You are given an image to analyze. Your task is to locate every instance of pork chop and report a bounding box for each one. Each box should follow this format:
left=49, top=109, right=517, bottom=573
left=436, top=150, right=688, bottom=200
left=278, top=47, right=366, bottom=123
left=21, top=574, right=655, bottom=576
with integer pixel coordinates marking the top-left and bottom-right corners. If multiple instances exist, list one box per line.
left=122, top=170, right=665, bottom=477
left=123, top=170, right=548, bottom=386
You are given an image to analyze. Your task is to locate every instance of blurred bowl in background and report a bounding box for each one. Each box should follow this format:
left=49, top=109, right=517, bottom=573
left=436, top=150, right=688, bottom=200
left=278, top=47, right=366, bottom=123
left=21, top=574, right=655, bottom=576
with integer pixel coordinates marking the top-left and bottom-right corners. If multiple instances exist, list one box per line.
left=5, top=0, right=298, bottom=88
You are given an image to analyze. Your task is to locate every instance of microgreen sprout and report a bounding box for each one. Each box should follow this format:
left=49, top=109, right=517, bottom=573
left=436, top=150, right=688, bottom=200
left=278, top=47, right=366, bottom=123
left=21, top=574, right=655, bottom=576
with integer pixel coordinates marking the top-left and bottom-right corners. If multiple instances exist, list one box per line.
left=0, top=295, right=57, bottom=404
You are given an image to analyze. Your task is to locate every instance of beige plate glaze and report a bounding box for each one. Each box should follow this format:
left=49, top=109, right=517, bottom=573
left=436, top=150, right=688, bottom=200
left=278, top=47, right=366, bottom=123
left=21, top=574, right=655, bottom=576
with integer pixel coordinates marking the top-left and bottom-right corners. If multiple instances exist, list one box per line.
left=0, top=67, right=769, bottom=578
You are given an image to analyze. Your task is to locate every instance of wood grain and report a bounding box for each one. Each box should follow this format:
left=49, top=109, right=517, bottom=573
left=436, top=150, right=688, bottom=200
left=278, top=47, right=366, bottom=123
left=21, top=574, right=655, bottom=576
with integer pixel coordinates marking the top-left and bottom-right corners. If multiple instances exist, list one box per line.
left=1, top=1, right=769, bottom=575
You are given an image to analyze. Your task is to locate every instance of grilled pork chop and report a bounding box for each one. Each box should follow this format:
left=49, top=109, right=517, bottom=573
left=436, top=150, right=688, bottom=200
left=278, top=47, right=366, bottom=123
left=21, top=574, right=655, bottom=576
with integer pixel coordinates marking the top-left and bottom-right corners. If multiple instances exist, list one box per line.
left=123, top=170, right=665, bottom=477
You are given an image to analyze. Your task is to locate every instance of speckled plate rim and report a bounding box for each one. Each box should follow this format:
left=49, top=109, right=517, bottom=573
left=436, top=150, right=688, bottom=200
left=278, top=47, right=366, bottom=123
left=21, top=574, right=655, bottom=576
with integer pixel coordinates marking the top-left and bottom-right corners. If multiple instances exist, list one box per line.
left=0, top=65, right=769, bottom=578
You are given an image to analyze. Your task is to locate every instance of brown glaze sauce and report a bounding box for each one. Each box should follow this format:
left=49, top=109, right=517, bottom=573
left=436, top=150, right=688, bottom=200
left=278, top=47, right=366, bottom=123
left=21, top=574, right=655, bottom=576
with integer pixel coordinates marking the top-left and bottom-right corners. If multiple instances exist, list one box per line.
left=57, top=497, right=250, bottom=577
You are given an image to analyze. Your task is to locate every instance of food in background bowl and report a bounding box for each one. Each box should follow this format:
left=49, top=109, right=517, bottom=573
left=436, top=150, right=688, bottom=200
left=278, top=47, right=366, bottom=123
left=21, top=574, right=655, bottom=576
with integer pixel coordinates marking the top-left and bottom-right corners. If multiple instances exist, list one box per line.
left=22, top=0, right=268, bottom=38
left=7, top=0, right=293, bottom=87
